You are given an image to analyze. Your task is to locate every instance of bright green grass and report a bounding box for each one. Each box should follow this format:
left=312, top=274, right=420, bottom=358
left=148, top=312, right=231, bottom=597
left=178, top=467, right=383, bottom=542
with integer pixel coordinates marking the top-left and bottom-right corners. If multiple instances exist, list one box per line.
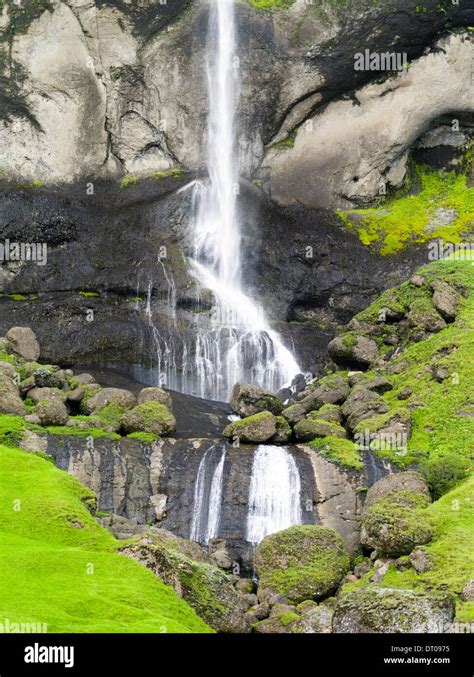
left=380, top=475, right=474, bottom=622
left=0, top=445, right=211, bottom=633
left=338, top=167, right=474, bottom=254
left=356, top=260, right=474, bottom=478
left=308, top=436, right=363, bottom=469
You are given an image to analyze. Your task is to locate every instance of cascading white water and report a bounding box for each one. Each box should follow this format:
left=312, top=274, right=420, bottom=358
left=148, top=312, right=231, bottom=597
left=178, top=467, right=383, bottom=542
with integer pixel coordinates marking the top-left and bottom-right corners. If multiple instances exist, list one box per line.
left=190, top=443, right=227, bottom=544
left=187, top=0, right=300, bottom=401
left=246, top=445, right=302, bottom=544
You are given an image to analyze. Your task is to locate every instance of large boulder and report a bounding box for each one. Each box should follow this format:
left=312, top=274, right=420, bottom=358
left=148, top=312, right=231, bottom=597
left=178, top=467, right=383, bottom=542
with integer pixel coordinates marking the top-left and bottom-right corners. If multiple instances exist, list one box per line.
left=86, top=388, right=137, bottom=415
left=328, top=334, right=379, bottom=369
left=333, top=587, right=455, bottom=633
left=137, top=387, right=173, bottom=409
left=121, top=402, right=176, bottom=436
left=360, top=491, right=432, bottom=557
left=27, top=386, right=67, bottom=404
left=5, top=327, right=40, bottom=361
left=0, top=373, right=27, bottom=416
left=307, top=404, right=342, bottom=423
left=342, top=386, right=390, bottom=430
left=255, top=525, right=350, bottom=604
left=293, top=419, right=347, bottom=442
left=121, top=530, right=250, bottom=633
left=230, top=382, right=283, bottom=417
left=36, top=399, right=69, bottom=426
left=364, top=471, right=430, bottom=508
left=223, top=411, right=278, bottom=443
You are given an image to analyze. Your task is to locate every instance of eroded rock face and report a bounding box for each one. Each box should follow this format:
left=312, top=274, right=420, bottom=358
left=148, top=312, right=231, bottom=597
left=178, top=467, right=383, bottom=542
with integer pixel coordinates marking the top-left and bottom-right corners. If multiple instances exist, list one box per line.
left=333, top=587, right=455, bottom=633
left=260, top=33, right=474, bottom=208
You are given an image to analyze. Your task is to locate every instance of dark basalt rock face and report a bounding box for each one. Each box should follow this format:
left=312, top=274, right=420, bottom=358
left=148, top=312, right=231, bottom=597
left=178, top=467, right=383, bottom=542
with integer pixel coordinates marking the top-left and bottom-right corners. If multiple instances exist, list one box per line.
left=0, top=178, right=427, bottom=379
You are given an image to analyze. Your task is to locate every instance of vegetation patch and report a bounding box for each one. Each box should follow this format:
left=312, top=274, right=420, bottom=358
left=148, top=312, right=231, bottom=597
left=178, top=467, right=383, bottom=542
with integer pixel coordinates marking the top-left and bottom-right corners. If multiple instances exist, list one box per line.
left=337, top=166, right=474, bottom=255
left=0, top=445, right=211, bottom=632
left=309, top=436, right=363, bottom=469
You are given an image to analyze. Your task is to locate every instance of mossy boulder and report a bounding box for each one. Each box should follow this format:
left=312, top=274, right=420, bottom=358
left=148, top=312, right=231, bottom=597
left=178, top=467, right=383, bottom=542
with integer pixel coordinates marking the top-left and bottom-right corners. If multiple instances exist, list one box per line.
left=407, top=297, right=446, bottom=333
left=294, top=419, right=347, bottom=442
left=86, top=387, right=137, bottom=415
left=291, top=603, right=334, bottom=633
left=223, top=411, right=277, bottom=443
left=137, top=387, right=172, bottom=409
left=33, top=367, right=66, bottom=389
left=28, top=386, right=67, bottom=404
left=281, top=403, right=306, bottom=425
left=328, top=333, right=378, bottom=368
left=230, top=382, right=283, bottom=417
left=253, top=610, right=300, bottom=633
left=121, top=402, right=176, bottom=436
left=307, top=403, right=342, bottom=423
left=431, top=279, right=460, bottom=321
left=0, top=373, right=27, bottom=416
left=121, top=530, right=250, bottom=633
left=333, top=587, right=454, bottom=633
left=364, top=471, right=430, bottom=508
left=360, top=491, right=432, bottom=557
left=255, top=525, right=350, bottom=604
left=36, top=399, right=69, bottom=426
left=272, top=416, right=292, bottom=443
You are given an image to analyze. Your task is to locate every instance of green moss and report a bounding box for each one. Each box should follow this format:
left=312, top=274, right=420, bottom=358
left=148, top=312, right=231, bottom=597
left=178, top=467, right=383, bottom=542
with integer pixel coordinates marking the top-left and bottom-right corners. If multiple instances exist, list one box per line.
left=268, top=128, right=298, bottom=151
left=8, top=293, right=28, bottom=301
left=96, top=403, right=125, bottom=431
left=78, top=291, right=100, bottom=298
left=337, top=166, right=474, bottom=255
left=120, top=174, right=139, bottom=189
left=0, top=351, right=17, bottom=364
left=121, top=401, right=175, bottom=436
left=126, top=431, right=159, bottom=443
left=0, top=444, right=211, bottom=632
left=255, top=525, right=350, bottom=604
left=243, top=0, right=295, bottom=12
left=361, top=492, right=432, bottom=557
left=308, top=436, right=363, bottom=470
left=278, top=611, right=300, bottom=626
left=45, top=426, right=120, bottom=440
left=153, top=168, right=184, bottom=181
left=0, top=414, right=41, bottom=447
left=379, top=476, right=474, bottom=621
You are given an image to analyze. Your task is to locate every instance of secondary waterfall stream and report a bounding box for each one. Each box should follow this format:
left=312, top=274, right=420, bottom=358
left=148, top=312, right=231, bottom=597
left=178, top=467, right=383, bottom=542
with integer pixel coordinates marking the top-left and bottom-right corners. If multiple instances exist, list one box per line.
left=190, top=443, right=227, bottom=544
left=246, top=445, right=303, bottom=544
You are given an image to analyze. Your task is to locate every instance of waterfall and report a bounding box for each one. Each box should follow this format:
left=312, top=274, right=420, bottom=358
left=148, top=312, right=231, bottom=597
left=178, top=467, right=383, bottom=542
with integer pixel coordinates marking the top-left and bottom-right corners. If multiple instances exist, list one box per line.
left=141, top=0, right=301, bottom=402
left=190, top=443, right=227, bottom=544
left=185, top=0, right=301, bottom=401
left=246, top=445, right=302, bottom=544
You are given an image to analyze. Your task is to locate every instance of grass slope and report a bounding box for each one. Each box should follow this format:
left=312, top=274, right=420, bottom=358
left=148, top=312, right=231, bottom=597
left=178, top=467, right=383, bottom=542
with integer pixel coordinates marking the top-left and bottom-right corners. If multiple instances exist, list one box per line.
left=0, top=445, right=211, bottom=633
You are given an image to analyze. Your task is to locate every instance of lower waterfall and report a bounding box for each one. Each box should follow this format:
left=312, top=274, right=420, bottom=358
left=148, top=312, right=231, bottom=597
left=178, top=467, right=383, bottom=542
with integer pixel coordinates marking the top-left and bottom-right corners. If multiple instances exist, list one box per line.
left=190, top=443, right=227, bottom=545
left=246, top=445, right=302, bottom=544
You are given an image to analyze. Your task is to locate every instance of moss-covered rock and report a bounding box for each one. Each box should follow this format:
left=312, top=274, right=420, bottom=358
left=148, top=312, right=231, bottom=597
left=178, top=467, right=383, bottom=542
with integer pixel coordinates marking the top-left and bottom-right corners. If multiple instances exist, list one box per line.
left=121, top=530, right=250, bottom=633
left=137, top=387, right=173, bottom=409
left=0, top=373, right=27, bottom=416
left=272, top=415, right=292, bottom=443
left=333, top=586, right=455, bottom=633
left=308, top=436, right=363, bottom=470
left=36, top=399, right=69, bottom=426
left=121, top=402, right=176, bottom=436
left=294, top=419, right=347, bottom=442
left=230, top=382, right=283, bottom=417
left=223, top=411, right=277, bottom=443
left=328, top=333, right=378, bottom=368
left=361, top=491, right=432, bottom=557
left=255, top=525, right=350, bottom=604
left=307, top=403, right=342, bottom=423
